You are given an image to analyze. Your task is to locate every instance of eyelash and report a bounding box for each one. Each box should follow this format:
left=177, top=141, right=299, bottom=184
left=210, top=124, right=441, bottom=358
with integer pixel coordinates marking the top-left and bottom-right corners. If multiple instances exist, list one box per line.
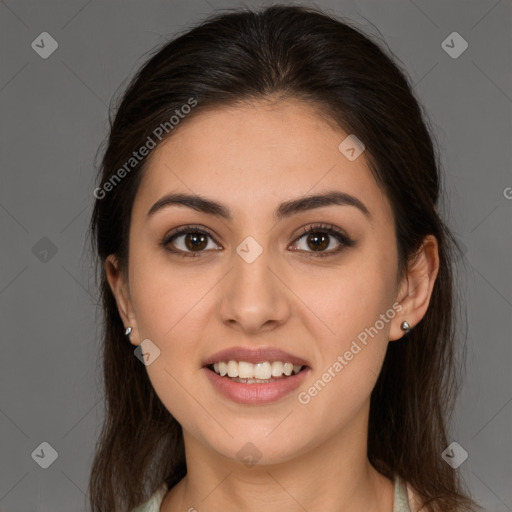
left=160, top=223, right=355, bottom=259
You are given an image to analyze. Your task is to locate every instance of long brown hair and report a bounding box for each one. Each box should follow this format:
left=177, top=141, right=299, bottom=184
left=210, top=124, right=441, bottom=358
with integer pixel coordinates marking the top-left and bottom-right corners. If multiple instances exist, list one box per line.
left=88, top=4, right=479, bottom=511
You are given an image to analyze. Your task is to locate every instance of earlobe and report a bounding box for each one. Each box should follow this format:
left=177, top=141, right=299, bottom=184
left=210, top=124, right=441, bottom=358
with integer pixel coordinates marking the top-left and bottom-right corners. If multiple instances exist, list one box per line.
left=389, top=235, right=440, bottom=341
left=105, top=254, right=140, bottom=345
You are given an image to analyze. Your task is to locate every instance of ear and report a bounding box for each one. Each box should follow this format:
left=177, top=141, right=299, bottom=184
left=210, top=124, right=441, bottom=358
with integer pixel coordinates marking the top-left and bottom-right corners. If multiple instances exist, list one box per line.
left=389, top=234, right=440, bottom=341
left=105, top=254, right=141, bottom=346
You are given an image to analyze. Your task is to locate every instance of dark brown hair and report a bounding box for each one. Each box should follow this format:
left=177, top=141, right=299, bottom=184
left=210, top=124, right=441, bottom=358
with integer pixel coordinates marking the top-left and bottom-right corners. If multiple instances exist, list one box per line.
left=88, top=4, right=479, bottom=511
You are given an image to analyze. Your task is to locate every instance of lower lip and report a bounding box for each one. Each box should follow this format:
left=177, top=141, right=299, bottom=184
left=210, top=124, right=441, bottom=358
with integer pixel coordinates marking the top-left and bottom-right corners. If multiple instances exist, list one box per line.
left=203, top=367, right=310, bottom=404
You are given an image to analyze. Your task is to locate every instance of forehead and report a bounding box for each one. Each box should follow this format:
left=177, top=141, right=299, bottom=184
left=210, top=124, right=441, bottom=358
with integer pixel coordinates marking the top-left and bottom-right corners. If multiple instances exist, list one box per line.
left=133, top=99, right=393, bottom=225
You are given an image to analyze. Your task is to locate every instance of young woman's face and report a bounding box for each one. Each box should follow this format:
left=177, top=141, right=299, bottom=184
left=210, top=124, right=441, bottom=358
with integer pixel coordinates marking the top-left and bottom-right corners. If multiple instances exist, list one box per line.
left=112, top=99, right=409, bottom=464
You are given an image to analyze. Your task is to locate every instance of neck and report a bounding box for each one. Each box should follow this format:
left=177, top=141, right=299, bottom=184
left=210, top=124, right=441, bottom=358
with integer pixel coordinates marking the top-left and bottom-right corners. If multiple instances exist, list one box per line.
left=162, top=402, right=394, bottom=512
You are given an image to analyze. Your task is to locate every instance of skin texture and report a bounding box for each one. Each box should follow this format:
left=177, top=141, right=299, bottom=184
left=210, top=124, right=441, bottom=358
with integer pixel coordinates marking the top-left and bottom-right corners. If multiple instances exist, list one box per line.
left=106, top=98, right=439, bottom=512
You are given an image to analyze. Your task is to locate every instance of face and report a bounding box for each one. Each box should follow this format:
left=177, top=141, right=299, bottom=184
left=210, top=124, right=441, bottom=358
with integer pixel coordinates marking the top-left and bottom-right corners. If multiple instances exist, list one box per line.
left=107, top=98, right=416, bottom=465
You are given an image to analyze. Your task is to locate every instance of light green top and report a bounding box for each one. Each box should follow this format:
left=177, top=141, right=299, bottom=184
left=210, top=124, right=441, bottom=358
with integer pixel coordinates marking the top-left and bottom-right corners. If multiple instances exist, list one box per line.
left=133, top=476, right=412, bottom=512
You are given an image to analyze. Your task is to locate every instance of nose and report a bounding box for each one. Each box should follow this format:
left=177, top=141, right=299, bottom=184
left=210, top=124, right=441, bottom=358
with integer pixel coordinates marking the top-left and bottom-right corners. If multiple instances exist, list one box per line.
left=218, top=243, right=291, bottom=334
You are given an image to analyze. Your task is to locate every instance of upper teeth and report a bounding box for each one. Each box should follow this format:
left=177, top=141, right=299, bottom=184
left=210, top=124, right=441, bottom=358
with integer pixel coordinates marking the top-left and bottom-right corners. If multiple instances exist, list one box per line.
left=212, top=361, right=303, bottom=379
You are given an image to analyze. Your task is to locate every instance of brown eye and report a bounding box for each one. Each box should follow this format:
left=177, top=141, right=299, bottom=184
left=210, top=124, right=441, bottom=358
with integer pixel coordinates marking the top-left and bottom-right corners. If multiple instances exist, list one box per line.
left=304, top=232, right=330, bottom=251
left=290, top=223, right=355, bottom=258
left=161, top=225, right=222, bottom=257
left=183, top=232, right=208, bottom=251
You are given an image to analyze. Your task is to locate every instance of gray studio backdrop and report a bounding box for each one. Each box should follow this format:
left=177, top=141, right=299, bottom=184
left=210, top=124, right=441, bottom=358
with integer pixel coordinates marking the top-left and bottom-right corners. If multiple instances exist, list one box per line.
left=0, top=1, right=511, bottom=511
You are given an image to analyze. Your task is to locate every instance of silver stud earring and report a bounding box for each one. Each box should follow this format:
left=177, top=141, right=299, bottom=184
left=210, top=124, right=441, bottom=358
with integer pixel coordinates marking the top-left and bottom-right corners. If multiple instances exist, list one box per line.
left=125, top=327, right=132, bottom=336
left=400, top=320, right=411, bottom=332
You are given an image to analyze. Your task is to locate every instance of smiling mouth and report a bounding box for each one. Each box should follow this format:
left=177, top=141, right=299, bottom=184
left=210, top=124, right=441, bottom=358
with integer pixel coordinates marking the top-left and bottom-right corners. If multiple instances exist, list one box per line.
left=206, top=360, right=308, bottom=384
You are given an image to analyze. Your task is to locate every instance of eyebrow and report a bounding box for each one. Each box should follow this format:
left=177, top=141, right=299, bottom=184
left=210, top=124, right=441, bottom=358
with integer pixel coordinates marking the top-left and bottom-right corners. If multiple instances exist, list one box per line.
left=147, top=190, right=371, bottom=222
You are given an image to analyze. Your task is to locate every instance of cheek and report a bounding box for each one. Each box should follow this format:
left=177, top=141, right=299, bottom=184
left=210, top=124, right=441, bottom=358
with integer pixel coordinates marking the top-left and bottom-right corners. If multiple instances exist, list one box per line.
left=127, top=260, right=211, bottom=424
left=296, top=258, right=396, bottom=340
left=293, top=268, right=397, bottom=427
left=129, top=247, right=205, bottom=331
left=296, top=257, right=398, bottom=394
left=128, top=253, right=222, bottom=376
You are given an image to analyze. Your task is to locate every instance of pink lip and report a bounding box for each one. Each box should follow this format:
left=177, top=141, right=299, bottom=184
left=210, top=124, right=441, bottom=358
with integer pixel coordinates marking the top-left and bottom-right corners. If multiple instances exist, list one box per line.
left=203, top=366, right=311, bottom=404
left=202, top=346, right=311, bottom=367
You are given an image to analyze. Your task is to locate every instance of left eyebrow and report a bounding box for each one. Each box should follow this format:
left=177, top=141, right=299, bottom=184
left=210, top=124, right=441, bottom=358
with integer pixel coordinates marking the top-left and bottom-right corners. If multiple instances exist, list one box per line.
left=146, top=190, right=372, bottom=222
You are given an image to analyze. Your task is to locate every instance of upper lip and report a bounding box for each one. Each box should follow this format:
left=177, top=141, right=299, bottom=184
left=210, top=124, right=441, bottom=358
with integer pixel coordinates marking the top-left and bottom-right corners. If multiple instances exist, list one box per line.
left=202, top=346, right=310, bottom=368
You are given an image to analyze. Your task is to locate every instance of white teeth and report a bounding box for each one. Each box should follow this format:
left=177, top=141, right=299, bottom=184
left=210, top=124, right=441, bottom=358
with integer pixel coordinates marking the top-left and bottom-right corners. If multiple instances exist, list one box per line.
left=271, top=361, right=284, bottom=376
left=227, top=360, right=239, bottom=377
left=210, top=360, right=304, bottom=379
left=238, top=361, right=254, bottom=379
left=218, top=361, right=228, bottom=376
left=254, top=362, right=272, bottom=380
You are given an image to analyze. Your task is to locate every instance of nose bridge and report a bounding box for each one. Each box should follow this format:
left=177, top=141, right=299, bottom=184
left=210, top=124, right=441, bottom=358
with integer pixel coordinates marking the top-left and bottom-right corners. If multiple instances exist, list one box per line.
left=218, top=234, right=290, bottom=332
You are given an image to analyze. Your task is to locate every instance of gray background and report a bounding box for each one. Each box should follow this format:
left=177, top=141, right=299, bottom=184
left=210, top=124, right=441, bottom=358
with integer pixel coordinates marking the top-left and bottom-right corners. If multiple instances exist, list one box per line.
left=0, top=0, right=511, bottom=510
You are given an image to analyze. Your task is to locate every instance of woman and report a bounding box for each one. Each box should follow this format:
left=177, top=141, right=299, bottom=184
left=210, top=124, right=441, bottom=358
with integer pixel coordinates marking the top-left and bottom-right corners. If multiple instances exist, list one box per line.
left=88, top=4, right=480, bottom=511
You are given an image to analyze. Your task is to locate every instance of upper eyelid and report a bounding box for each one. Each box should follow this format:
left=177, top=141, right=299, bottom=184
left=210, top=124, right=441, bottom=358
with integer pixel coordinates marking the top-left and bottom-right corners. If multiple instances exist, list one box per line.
left=164, top=224, right=219, bottom=242
left=163, top=223, right=351, bottom=248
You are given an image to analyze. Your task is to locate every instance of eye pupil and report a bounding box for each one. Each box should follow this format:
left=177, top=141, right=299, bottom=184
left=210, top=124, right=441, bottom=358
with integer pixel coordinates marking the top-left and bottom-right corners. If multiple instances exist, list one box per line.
left=185, top=232, right=208, bottom=251
left=307, top=232, right=329, bottom=251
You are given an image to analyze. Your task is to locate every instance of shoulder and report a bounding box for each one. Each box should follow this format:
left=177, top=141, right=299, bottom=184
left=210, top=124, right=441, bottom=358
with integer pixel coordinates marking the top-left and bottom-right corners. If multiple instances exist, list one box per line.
left=393, top=476, right=428, bottom=512
left=404, top=480, right=427, bottom=512
left=132, top=483, right=168, bottom=512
